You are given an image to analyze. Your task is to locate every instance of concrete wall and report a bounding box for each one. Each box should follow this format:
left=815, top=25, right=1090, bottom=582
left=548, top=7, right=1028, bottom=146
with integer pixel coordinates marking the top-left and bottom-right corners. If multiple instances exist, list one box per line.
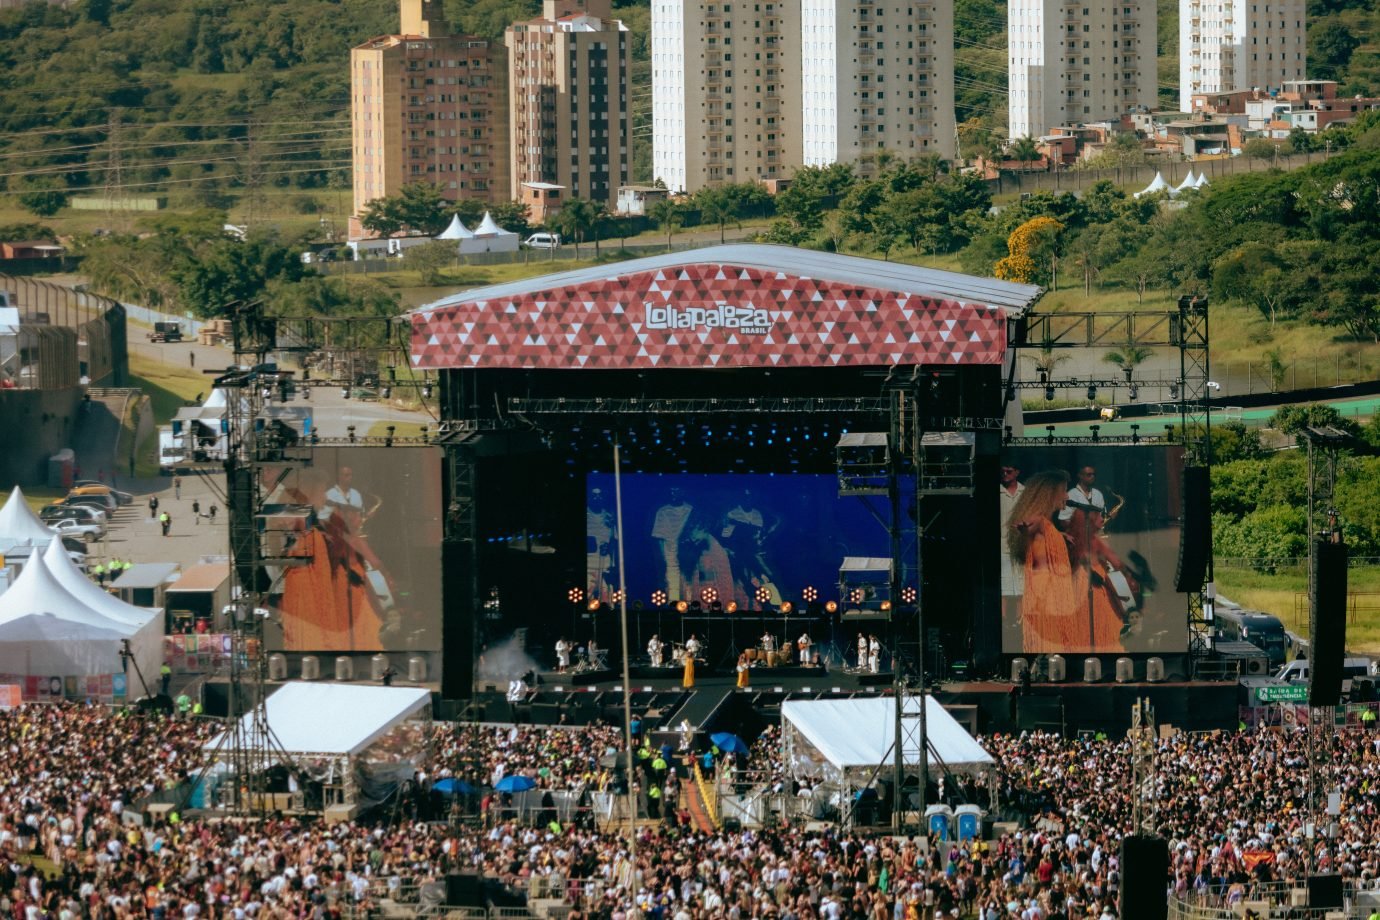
left=0, top=386, right=82, bottom=487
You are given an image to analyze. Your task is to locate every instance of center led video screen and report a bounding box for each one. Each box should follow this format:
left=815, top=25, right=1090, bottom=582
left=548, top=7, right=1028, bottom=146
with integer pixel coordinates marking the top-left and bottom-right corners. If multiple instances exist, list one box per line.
left=586, top=473, right=894, bottom=608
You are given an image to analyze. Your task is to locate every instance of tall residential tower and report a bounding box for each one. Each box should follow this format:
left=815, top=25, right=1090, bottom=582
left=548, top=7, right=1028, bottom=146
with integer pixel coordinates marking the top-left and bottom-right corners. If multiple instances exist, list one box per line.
left=1179, top=0, right=1305, bottom=112
left=350, top=0, right=510, bottom=224
left=1008, top=0, right=1156, bottom=139
left=506, top=0, right=633, bottom=219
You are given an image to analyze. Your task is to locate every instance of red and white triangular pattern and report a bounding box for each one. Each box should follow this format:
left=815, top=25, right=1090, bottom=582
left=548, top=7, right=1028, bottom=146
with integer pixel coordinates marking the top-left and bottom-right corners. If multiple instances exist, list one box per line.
left=410, top=264, right=1006, bottom=370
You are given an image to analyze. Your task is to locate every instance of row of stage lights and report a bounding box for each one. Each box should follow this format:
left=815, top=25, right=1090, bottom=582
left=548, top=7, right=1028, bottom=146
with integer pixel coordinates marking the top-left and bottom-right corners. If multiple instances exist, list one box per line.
left=566, top=584, right=918, bottom=612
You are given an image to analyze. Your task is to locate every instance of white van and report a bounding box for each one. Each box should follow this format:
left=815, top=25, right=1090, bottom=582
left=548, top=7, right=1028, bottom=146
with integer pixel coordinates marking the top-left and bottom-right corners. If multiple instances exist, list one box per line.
left=1276, top=657, right=1375, bottom=685
left=524, top=232, right=562, bottom=250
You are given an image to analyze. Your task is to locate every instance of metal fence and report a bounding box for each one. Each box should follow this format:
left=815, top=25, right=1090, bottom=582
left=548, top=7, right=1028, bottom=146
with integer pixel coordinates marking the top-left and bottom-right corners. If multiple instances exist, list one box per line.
left=1169, top=878, right=1378, bottom=919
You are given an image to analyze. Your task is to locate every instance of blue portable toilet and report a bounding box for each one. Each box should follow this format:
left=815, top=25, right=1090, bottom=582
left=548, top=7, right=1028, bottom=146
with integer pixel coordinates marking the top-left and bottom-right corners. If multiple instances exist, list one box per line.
left=925, top=804, right=953, bottom=840
left=955, top=804, right=983, bottom=842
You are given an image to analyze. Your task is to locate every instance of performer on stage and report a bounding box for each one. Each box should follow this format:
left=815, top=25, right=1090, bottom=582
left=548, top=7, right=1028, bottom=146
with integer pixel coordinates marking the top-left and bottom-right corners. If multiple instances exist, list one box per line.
left=797, top=632, right=812, bottom=666
left=648, top=634, right=663, bottom=667
left=856, top=633, right=868, bottom=671
left=761, top=629, right=775, bottom=654
left=587, top=637, right=600, bottom=666
left=682, top=644, right=696, bottom=688
left=736, top=653, right=751, bottom=689
left=555, top=638, right=571, bottom=673
left=686, top=634, right=703, bottom=662
left=868, top=634, right=882, bottom=673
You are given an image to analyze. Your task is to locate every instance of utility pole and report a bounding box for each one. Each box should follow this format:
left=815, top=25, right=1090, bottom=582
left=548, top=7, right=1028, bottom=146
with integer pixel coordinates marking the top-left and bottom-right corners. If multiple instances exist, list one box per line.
left=103, top=109, right=125, bottom=231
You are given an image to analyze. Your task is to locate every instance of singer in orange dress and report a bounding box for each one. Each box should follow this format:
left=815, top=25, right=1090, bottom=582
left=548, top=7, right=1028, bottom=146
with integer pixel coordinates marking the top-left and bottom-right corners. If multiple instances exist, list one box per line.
left=1067, top=504, right=1131, bottom=651
left=1007, top=471, right=1079, bottom=653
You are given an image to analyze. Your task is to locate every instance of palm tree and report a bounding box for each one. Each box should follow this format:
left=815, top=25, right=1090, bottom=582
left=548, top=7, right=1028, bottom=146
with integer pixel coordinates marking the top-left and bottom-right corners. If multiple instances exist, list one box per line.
left=1025, top=345, right=1070, bottom=383
left=550, top=197, right=598, bottom=258
left=1103, top=343, right=1154, bottom=381
left=648, top=198, right=683, bottom=251
left=588, top=201, right=610, bottom=258
left=1008, top=136, right=1041, bottom=173
left=697, top=186, right=740, bottom=243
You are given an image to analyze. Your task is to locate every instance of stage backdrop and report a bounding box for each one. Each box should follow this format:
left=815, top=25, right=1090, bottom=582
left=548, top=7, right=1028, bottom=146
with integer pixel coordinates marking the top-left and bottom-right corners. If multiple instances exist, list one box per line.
left=587, top=473, right=896, bottom=610
left=997, top=445, right=1186, bottom=655
left=259, top=447, right=444, bottom=654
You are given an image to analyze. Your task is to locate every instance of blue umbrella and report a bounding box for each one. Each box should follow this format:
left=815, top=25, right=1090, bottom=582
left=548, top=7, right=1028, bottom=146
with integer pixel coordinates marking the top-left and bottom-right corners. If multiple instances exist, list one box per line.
left=433, top=778, right=473, bottom=796
left=495, top=774, right=537, bottom=793
left=710, top=732, right=750, bottom=755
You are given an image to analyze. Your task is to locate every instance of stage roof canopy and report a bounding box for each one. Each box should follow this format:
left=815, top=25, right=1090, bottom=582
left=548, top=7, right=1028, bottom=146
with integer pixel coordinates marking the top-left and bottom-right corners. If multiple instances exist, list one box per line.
left=411, top=244, right=1042, bottom=371
left=782, top=696, right=994, bottom=778
left=205, top=682, right=431, bottom=758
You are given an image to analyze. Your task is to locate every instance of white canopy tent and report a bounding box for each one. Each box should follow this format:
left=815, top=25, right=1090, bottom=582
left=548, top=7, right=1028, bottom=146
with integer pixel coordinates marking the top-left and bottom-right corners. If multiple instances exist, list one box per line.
left=782, top=696, right=994, bottom=824
left=0, top=551, right=131, bottom=679
left=203, top=682, right=433, bottom=811
left=41, top=539, right=163, bottom=693
left=435, top=214, right=475, bottom=240
left=1133, top=172, right=1171, bottom=199
left=1174, top=172, right=1199, bottom=195
left=1194, top=172, right=1210, bottom=188
left=473, top=211, right=512, bottom=237
left=0, top=486, right=55, bottom=547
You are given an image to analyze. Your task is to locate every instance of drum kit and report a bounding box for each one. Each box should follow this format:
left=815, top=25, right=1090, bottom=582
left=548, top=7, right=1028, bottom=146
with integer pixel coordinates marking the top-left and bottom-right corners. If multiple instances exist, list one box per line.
left=668, top=642, right=709, bottom=665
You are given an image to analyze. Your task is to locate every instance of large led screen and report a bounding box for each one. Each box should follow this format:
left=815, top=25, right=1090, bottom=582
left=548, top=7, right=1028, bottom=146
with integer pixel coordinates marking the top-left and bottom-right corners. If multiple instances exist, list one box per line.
left=586, top=473, right=894, bottom=608
left=260, top=447, right=443, bottom=653
left=998, top=445, right=1186, bottom=654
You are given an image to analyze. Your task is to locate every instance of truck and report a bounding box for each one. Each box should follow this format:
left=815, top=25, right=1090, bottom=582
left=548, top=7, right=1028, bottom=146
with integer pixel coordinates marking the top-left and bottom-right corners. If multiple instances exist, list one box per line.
left=147, top=321, right=184, bottom=343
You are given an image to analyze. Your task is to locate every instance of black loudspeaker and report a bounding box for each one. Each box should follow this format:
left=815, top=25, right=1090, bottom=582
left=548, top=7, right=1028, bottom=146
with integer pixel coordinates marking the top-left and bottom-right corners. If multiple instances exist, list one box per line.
left=445, top=873, right=482, bottom=907
left=1307, top=873, right=1343, bottom=910
left=441, top=540, right=476, bottom=700
left=1119, top=835, right=1169, bottom=920
left=1309, top=539, right=1348, bottom=707
left=1175, top=466, right=1211, bottom=592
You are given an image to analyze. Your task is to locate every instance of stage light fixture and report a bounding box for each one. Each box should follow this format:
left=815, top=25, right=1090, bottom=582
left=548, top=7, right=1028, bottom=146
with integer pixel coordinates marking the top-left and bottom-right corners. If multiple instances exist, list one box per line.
left=1131, top=423, right=1141, bottom=444
left=1046, top=425, right=1056, bottom=444
left=1044, top=385, right=1056, bottom=401
left=802, top=585, right=818, bottom=603
left=302, top=387, right=310, bottom=401
left=611, top=589, right=625, bottom=604
left=1169, top=382, right=1179, bottom=399
left=690, top=600, right=702, bottom=612
left=754, top=585, right=771, bottom=604
left=700, top=587, right=719, bottom=604
left=880, top=600, right=892, bottom=612
left=726, top=601, right=739, bottom=613
left=676, top=600, right=689, bottom=614
left=385, top=425, right=396, bottom=447
left=381, top=386, right=392, bottom=400
left=710, top=601, right=723, bottom=612
left=420, top=425, right=428, bottom=443
left=1038, top=369, right=1048, bottom=384
left=342, top=387, right=351, bottom=399
left=347, top=425, right=356, bottom=443
left=1086, top=384, right=1097, bottom=400
left=651, top=589, right=668, bottom=607
left=1128, top=384, right=1138, bottom=401
left=901, top=586, right=917, bottom=603
left=780, top=601, right=794, bottom=614
left=849, top=588, right=864, bottom=604
left=824, top=600, right=839, bottom=614
left=568, top=587, right=585, bottom=604
left=587, top=598, right=601, bottom=612
left=422, top=384, right=434, bottom=399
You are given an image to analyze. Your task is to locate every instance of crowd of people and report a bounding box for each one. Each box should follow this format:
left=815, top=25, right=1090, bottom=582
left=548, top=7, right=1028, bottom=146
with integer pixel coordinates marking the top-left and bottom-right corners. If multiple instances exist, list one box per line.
left=7, top=701, right=1380, bottom=919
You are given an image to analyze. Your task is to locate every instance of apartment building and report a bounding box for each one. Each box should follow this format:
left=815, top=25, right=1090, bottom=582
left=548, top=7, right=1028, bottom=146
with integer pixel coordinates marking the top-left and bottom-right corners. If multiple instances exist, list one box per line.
left=1008, top=0, right=1156, bottom=139
left=350, top=0, right=510, bottom=223
left=801, top=0, right=955, bottom=169
left=652, top=0, right=803, bottom=193
left=506, top=0, right=632, bottom=216
left=1179, top=0, right=1306, bottom=113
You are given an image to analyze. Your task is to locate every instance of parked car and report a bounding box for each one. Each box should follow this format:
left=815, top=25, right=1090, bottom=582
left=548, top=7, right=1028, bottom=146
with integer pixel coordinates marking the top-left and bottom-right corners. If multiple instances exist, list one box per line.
left=71, top=482, right=133, bottom=505
left=63, top=492, right=118, bottom=512
left=523, top=232, right=562, bottom=250
left=50, top=518, right=102, bottom=542
left=40, top=504, right=108, bottom=527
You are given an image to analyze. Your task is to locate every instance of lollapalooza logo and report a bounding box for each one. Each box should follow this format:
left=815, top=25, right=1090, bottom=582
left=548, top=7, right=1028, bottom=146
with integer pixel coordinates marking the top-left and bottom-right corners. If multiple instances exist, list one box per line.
left=643, top=302, right=772, bottom=335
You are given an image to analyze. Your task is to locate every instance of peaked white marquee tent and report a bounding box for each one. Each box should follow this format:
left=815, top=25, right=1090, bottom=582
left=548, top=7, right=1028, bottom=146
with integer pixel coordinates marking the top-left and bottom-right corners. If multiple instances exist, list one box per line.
left=1133, top=172, right=1171, bottom=199
left=435, top=214, right=475, bottom=240
left=0, top=486, right=55, bottom=547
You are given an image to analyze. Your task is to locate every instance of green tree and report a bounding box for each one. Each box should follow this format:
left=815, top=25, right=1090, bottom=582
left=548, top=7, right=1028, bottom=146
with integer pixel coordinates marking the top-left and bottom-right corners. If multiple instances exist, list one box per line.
left=548, top=197, right=602, bottom=257
left=648, top=197, right=683, bottom=250
left=359, top=182, right=448, bottom=238
left=1212, top=505, right=1309, bottom=573
left=1210, top=420, right=1267, bottom=463
left=1102, top=343, right=1154, bottom=379
left=1267, top=403, right=1363, bottom=438
left=488, top=200, right=533, bottom=238
left=695, top=186, right=741, bottom=244
left=1007, top=136, right=1041, bottom=172
left=1243, top=137, right=1281, bottom=160
left=1310, top=20, right=1359, bottom=81
left=1212, top=241, right=1310, bottom=331
left=405, top=240, right=457, bottom=285
left=15, top=177, right=67, bottom=217
left=175, top=231, right=308, bottom=318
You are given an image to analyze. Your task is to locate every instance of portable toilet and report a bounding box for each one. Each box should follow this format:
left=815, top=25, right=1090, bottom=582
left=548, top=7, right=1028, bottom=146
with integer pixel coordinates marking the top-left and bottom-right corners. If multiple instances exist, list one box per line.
left=955, top=804, right=983, bottom=842
left=925, top=804, right=954, bottom=840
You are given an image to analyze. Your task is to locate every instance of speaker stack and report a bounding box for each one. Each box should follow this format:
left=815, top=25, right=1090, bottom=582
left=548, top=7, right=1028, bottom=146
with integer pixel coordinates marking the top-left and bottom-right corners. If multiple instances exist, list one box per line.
left=1120, top=835, right=1169, bottom=920
left=1175, top=467, right=1211, bottom=592
left=1309, top=539, right=1348, bottom=708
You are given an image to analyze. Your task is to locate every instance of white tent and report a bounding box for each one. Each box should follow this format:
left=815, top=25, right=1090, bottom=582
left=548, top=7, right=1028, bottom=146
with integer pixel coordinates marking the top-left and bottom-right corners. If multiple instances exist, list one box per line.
left=1194, top=172, right=1210, bottom=188
left=41, top=539, right=163, bottom=692
left=435, top=214, right=475, bottom=240
left=0, top=552, right=130, bottom=677
left=1133, top=172, right=1171, bottom=199
left=1174, top=171, right=1199, bottom=195
left=473, top=211, right=513, bottom=237
left=782, top=696, right=994, bottom=780
left=0, top=486, right=55, bottom=547
left=206, top=682, right=432, bottom=757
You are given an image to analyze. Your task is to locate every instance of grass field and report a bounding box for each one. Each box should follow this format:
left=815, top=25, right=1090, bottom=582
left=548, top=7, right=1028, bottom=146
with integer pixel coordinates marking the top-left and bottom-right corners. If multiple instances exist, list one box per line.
left=128, top=351, right=207, bottom=425
left=1216, top=566, right=1380, bottom=651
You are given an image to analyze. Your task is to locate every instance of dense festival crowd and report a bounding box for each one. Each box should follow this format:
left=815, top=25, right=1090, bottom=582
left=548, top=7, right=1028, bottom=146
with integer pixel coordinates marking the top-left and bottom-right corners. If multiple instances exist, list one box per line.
left=5, top=702, right=1380, bottom=919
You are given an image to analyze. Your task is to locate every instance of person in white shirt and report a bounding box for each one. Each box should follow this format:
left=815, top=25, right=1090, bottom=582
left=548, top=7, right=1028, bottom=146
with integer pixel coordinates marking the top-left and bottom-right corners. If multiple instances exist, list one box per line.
left=857, top=633, right=868, bottom=670
left=685, top=634, right=703, bottom=659
left=761, top=630, right=775, bottom=654
left=1061, top=465, right=1106, bottom=522
left=648, top=635, right=663, bottom=667
left=868, top=635, right=882, bottom=673
left=555, top=638, right=571, bottom=672
left=323, top=466, right=366, bottom=524
left=798, top=633, right=812, bottom=665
